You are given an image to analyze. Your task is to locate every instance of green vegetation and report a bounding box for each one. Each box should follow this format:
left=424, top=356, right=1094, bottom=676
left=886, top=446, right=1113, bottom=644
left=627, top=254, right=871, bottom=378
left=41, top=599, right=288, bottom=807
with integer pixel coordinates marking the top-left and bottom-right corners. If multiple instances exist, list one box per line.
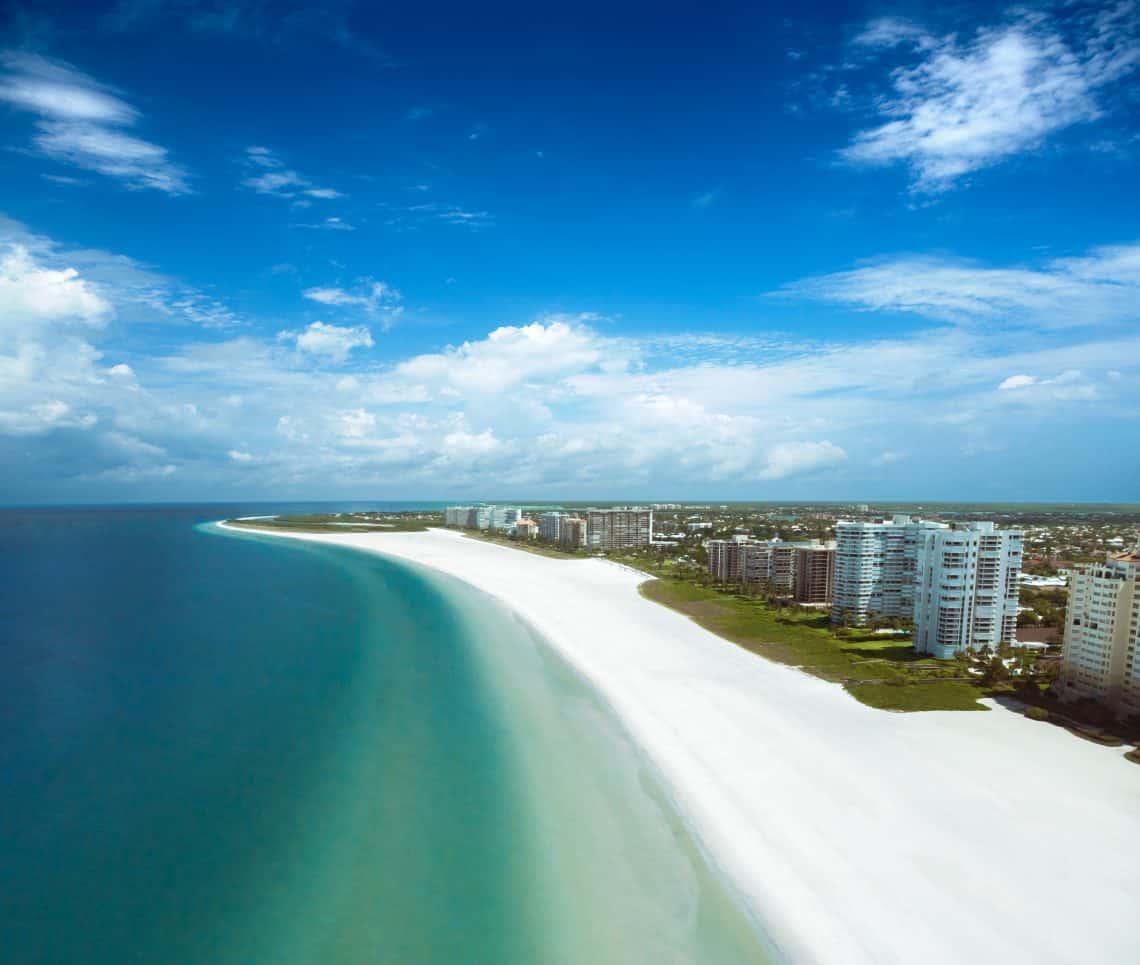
left=638, top=577, right=1003, bottom=712
left=226, top=511, right=443, bottom=533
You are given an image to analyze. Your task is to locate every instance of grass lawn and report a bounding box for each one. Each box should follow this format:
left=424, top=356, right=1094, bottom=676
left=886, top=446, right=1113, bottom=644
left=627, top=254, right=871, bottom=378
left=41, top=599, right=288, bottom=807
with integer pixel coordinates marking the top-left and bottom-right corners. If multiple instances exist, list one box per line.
left=639, top=577, right=989, bottom=712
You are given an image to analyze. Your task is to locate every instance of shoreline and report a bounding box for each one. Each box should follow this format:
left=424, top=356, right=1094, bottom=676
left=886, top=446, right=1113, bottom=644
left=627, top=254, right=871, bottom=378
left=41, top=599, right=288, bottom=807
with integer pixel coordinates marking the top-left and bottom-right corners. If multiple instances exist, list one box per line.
left=217, top=522, right=1140, bottom=964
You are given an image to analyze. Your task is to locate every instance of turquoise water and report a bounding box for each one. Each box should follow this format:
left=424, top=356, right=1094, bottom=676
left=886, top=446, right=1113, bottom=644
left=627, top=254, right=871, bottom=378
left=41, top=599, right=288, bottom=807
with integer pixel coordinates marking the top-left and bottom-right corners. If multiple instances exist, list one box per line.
left=0, top=506, right=772, bottom=963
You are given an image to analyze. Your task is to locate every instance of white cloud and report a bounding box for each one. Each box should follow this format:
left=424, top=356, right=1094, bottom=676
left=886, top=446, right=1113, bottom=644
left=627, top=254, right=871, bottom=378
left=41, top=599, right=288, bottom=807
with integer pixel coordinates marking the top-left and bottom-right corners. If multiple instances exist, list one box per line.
left=302, top=279, right=402, bottom=325
left=870, top=449, right=906, bottom=466
left=4, top=221, right=1138, bottom=500
left=841, top=5, right=1140, bottom=190
left=240, top=146, right=343, bottom=200
left=758, top=440, right=848, bottom=480
left=0, top=399, right=97, bottom=435
left=295, top=216, right=355, bottom=231
left=400, top=203, right=494, bottom=229
left=999, top=374, right=1036, bottom=390
left=281, top=321, right=374, bottom=363
left=0, top=51, right=189, bottom=193
left=780, top=242, right=1140, bottom=327
left=0, top=244, right=111, bottom=333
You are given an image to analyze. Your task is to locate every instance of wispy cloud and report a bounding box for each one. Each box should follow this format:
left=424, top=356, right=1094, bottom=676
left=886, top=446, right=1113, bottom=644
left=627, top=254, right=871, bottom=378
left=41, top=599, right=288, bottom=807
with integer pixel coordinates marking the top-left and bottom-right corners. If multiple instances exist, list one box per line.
left=240, top=146, right=344, bottom=200
left=293, top=216, right=355, bottom=231
left=0, top=214, right=241, bottom=329
left=779, top=241, right=1140, bottom=327
left=0, top=51, right=190, bottom=193
left=840, top=3, right=1140, bottom=190
left=395, top=202, right=494, bottom=230
left=303, top=278, right=403, bottom=327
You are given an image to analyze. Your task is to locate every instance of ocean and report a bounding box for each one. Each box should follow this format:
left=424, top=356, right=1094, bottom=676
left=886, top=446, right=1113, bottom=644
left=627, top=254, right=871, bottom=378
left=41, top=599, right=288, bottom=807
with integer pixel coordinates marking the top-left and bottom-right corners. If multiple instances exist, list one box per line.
left=0, top=505, right=771, bottom=963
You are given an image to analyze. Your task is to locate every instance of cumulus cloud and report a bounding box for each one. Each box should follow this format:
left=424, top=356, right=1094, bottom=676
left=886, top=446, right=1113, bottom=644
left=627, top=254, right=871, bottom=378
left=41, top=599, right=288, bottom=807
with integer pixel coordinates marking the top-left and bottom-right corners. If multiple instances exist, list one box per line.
left=0, top=244, right=111, bottom=333
left=999, top=374, right=1036, bottom=390
left=281, top=321, right=374, bottom=363
left=0, top=51, right=190, bottom=193
left=758, top=440, right=848, bottom=480
left=4, top=221, right=1138, bottom=500
left=841, top=4, right=1140, bottom=190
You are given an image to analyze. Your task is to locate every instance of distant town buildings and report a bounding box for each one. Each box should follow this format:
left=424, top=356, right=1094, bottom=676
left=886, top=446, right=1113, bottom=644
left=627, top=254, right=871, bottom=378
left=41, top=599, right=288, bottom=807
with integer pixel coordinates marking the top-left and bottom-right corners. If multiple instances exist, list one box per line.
left=912, top=522, right=1023, bottom=659
left=831, top=515, right=949, bottom=626
left=444, top=505, right=653, bottom=550
left=514, top=518, right=537, bottom=540
left=1058, top=549, right=1140, bottom=720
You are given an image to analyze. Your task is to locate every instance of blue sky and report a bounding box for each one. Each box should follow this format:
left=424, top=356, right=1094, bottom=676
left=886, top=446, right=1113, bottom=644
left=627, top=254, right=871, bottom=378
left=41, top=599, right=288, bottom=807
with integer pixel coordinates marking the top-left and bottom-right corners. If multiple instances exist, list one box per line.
left=1, top=0, right=1138, bottom=502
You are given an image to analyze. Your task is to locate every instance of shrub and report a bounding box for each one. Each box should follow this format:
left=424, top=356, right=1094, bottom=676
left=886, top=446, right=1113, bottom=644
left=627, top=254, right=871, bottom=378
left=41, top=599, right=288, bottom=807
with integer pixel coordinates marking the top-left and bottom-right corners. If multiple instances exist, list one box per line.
left=1024, top=706, right=1049, bottom=722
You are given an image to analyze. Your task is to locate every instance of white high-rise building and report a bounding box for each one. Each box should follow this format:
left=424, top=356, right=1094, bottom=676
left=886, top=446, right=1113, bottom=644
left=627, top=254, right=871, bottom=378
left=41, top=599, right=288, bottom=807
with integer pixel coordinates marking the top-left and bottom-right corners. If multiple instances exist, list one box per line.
left=912, top=522, right=1023, bottom=658
left=444, top=505, right=471, bottom=526
left=488, top=507, right=519, bottom=531
left=1058, top=549, right=1140, bottom=719
left=538, top=512, right=565, bottom=542
left=831, top=516, right=948, bottom=625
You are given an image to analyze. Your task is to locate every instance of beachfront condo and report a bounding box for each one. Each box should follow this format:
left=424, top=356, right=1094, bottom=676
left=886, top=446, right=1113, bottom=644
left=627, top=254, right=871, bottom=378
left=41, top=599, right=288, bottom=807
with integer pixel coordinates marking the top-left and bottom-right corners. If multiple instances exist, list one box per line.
left=1058, top=549, right=1140, bottom=720
left=794, top=544, right=836, bottom=605
left=539, top=512, right=565, bottom=542
left=912, top=522, right=1023, bottom=658
left=707, top=538, right=835, bottom=603
left=830, top=515, right=948, bottom=626
left=559, top=517, right=587, bottom=549
left=585, top=509, right=653, bottom=551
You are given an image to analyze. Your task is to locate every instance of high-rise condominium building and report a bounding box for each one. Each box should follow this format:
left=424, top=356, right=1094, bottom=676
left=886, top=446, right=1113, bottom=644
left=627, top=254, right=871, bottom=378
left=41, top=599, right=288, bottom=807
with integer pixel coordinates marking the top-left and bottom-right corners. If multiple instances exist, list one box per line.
left=794, top=545, right=836, bottom=605
left=585, top=509, right=653, bottom=551
left=538, top=512, right=565, bottom=542
left=444, top=505, right=470, bottom=527
left=912, top=522, right=1023, bottom=658
left=707, top=537, right=753, bottom=582
left=559, top=517, right=587, bottom=549
left=1058, top=550, right=1140, bottom=719
left=707, top=538, right=834, bottom=602
left=488, top=507, right=519, bottom=531
left=831, top=516, right=948, bottom=625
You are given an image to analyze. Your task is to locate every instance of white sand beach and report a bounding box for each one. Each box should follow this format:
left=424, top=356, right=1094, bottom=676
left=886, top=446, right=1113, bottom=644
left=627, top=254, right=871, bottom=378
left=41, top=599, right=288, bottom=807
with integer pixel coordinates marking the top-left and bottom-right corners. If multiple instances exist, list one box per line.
left=224, top=525, right=1140, bottom=965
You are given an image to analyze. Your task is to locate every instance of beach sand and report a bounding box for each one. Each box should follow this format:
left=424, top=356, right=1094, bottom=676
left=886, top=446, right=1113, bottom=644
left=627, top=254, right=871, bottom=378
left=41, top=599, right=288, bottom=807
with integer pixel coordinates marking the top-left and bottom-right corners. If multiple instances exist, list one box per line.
left=223, top=525, right=1140, bottom=965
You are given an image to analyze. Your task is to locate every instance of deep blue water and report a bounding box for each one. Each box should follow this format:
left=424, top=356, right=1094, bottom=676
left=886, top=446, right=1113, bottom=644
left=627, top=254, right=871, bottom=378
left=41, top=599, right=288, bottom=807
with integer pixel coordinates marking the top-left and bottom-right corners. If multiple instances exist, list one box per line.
left=0, top=506, right=770, bottom=963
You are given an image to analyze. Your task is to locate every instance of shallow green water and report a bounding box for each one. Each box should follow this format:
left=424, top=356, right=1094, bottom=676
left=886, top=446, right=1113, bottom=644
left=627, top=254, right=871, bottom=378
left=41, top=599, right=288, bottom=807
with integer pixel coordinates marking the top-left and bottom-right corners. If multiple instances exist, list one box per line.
left=0, top=507, right=772, bottom=963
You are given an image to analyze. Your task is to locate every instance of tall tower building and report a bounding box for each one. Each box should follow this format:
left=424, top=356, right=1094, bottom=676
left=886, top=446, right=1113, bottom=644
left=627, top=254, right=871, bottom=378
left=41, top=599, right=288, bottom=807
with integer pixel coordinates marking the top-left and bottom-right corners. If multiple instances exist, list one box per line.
left=831, top=516, right=948, bottom=625
left=1059, top=549, right=1140, bottom=719
left=585, top=509, right=653, bottom=551
left=912, top=522, right=1023, bottom=658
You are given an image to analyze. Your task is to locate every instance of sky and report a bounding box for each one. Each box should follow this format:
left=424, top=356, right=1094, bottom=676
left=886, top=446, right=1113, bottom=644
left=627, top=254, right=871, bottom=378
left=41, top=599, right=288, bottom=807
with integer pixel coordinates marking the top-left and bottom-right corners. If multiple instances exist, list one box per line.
left=1, top=0, right=1138, bottom=503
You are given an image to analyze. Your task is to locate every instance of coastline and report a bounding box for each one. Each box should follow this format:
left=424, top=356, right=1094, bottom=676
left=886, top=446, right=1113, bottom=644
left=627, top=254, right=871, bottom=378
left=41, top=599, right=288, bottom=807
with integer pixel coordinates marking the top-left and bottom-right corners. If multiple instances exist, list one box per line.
left=218, top=523, right=1140, bottom=965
